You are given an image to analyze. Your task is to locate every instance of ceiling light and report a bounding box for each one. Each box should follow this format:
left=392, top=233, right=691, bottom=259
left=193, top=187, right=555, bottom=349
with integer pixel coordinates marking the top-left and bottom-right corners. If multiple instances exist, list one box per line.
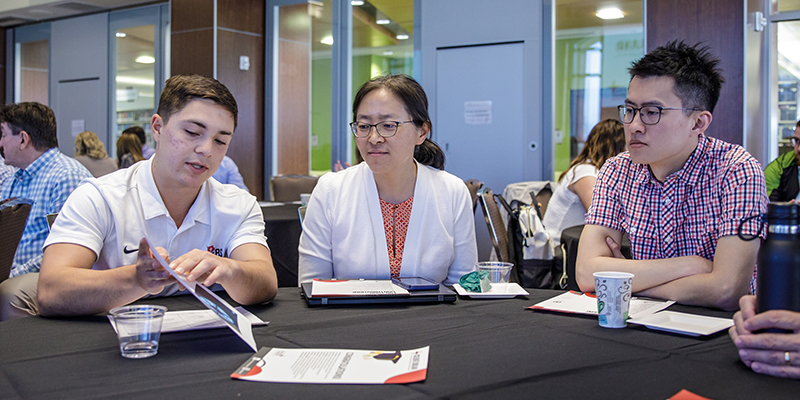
left=351, top=0, right=364, bottom=5
left=116, top=32, right=126, bottom=38
left=135, top=55, right=155, bottom=64
left=596, top=8, right=624, bottom=19
left=321, top=36, right=334, bottom=45
left=116, top=76, right=155, bottom=85
left=383, top=51, right=394, bottom=56
left=376, top=19, right=390, bottom=25
left=396, top=34, right=409, bottom=40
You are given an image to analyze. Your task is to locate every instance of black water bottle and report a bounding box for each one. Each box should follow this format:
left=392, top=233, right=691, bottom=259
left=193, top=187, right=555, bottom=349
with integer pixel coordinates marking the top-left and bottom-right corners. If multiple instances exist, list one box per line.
left=757, top=202, right=800, bottom=332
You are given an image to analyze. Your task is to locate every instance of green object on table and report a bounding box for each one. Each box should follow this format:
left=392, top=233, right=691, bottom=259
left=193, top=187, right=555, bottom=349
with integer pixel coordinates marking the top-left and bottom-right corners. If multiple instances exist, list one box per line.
left=459, top=271, right=492, bottom=293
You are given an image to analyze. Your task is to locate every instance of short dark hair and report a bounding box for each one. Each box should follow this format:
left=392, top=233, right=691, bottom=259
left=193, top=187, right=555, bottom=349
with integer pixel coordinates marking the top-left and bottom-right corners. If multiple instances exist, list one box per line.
left=0, top=102, right=58, bottom=151
left=796, top=120, right=800, bottom=129
left=123, top=126, right=146, bottom=145
left=352, top=74, right=445, bottom=170
left=628, top=40, right=724, bottom=113
left=157, top=74, right=238, bottom=130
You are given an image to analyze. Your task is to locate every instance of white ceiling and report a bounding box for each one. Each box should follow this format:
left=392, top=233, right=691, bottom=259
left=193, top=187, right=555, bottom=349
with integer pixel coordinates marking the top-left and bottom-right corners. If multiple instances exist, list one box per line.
left=0, top=0, right=158, bottom=27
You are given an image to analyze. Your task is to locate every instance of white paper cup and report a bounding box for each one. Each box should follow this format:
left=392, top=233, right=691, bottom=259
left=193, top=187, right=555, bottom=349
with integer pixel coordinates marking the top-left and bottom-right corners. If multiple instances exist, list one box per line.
left=593, top=272, right=634, bottom=328
left=477, top=261, right=513, bottom=284
left=110, top=305, right=167, bottom=359
left=300, top=193, right=312, bottom=206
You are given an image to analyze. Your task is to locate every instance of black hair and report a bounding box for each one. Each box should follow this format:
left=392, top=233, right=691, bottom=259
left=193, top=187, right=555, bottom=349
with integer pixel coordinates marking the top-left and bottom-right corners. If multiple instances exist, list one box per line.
left=629, top=40, right=724, bottom=113
left=0, top=102, right=58, bottom=151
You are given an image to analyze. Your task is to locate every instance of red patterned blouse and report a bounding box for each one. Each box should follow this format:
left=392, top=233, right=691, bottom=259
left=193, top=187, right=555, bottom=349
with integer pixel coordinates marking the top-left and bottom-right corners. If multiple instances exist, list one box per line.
left=379, top=196, right=414, bottom=278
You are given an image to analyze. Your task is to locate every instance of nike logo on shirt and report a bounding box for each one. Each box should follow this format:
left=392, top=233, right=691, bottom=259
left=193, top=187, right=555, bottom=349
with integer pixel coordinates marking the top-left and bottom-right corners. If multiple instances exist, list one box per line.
left=123, top=246, right=138, bottom=254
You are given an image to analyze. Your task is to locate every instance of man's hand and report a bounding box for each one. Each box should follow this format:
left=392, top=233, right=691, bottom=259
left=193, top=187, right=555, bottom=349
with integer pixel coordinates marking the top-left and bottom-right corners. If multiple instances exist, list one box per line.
left=170, top=249, right=238, bottom=287
left=134, top=237, right=174, bottom=294
left=730, top=295, right=800, bottom=379
left=605, top=236, right=625, bottom=259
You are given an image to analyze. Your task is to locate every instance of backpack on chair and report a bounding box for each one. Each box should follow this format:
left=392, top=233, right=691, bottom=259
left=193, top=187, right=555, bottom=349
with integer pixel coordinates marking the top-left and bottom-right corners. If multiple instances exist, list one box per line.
left=501, top=196, right=557, bottom=289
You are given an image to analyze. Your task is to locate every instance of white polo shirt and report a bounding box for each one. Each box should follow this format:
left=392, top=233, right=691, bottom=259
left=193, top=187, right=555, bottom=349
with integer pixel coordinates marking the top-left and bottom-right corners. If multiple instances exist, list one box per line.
left=45, top=159, right=268, bottom=296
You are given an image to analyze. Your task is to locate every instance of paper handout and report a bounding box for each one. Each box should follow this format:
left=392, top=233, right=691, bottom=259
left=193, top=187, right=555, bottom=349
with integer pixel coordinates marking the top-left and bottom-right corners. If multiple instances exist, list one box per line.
left=310, top=279, right=410, bottom=297
left=145, top=237, right=258, bottom=351
left=232, top=346, right=429, bottom=384
left=528, top=291, right=674, bottom=319
left=109, top=307, right=268, bottom=334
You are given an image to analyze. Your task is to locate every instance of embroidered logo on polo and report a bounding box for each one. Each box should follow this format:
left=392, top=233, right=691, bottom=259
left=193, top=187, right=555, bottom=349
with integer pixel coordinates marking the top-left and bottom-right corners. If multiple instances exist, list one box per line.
left=207, top=245, right=226, bottom=257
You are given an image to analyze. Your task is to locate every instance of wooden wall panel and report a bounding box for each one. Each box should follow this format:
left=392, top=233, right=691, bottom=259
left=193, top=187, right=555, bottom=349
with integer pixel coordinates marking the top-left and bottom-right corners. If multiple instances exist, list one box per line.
left=171, top=0, right=214, bottom=32
left=218, top=0, right=264, bottom=34
left=0, top=28, right=5, bottom=106
left=277, top=39, right=310, bottom=175
left=170, top=30, right=214, bottom=78
left=217, top=29, right=264, bottom=198
left=647, top=0, right=744, bottom=145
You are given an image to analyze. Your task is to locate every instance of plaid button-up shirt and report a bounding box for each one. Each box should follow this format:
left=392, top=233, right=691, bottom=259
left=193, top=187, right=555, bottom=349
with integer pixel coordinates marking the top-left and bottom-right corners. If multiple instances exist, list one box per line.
left=586, top=134, right=768, bottom=293
left=1, top=148, right=91, bottom=277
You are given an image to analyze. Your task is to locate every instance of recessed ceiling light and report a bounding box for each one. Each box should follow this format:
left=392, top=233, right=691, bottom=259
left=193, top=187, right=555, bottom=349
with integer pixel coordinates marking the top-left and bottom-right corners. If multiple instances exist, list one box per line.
left=351, top=0, right=364, bottom=5
left=396, top=34, right=409, bottom=40
left=376, top=19, right=390, bottom=25
left=596, top=8, right=624, bottom=19
left=321, top=36, right=334, bottom=45
left=135, top=55, right=155, bottom=64
left=116, top=32, right=127, bottom=38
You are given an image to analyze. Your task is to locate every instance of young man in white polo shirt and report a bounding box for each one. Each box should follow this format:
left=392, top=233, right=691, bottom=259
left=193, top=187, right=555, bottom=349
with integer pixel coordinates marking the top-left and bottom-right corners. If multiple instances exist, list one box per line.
left=35, top=74, right=278, bottom=316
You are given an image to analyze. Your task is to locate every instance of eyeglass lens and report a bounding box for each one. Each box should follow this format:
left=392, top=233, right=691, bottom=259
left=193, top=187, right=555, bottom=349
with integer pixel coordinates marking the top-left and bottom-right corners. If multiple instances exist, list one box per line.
left=619, top=106, right=662, bottom=125
left=351, top=122, right=399, bottom=137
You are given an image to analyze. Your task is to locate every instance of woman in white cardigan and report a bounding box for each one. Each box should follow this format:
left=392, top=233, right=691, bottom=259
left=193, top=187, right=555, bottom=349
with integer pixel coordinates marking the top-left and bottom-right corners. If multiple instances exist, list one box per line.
left=298, top=75, right=478, bottom=285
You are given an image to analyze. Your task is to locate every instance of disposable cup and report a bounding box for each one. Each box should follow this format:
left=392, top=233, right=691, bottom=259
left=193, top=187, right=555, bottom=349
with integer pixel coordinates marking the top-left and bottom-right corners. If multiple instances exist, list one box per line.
left=593, top=272, right=634, bottom=328
left=477, top=261, right=513, bottom=284
left=300, top=193, right=312, bottom=206
left=110, top=305, right=167, bottom=359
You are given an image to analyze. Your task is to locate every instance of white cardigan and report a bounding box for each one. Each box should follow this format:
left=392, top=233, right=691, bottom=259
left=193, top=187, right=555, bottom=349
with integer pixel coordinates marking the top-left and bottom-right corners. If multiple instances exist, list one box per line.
left=298, top=162, right=478, bottom=285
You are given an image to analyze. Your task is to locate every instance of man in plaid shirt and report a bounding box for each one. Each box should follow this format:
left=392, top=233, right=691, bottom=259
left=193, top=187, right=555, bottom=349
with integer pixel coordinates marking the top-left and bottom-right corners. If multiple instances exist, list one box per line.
left=0, top=102, right=92, bottom=320
left=576, top=41, right=768, bottom=311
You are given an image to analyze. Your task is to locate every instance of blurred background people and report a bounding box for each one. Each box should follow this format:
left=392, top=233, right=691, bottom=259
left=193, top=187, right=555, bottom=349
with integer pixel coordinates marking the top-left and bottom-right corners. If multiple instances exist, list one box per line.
left=0, top=154, right=15, bottom=187
left=299, top=74, right=478, bottom=285
left=543, top=119, right=625, bottom=245
left=116, top=132, right=144, bottom=168
left=73, top=131, right=117, bottom=177
left=212, top=155, right=248, bottom=191
left=123, top=126, right=154, bottom=159
left=765, top=120, right=800, bottom=202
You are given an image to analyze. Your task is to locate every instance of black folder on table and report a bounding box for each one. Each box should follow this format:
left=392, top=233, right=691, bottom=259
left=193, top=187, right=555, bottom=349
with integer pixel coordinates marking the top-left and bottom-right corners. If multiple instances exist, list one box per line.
left=300, top=282, right=457, bottom=306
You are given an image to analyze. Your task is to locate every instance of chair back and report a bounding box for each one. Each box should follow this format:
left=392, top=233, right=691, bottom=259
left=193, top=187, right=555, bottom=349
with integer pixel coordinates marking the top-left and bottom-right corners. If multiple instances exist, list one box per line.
left=0, top=198, right=33, bottom=282
left=270, top=175, right=319, bottom=202
left=464, top=179, right=483, bottom=212
left=532, top=185, right=553, bottom=218
left=478, top=187, right=509, bottom=262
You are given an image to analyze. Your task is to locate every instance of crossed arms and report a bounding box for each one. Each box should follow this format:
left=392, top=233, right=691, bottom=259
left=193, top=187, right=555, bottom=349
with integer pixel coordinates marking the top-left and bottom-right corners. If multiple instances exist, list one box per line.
left=575, top=224, right=758, bottom=311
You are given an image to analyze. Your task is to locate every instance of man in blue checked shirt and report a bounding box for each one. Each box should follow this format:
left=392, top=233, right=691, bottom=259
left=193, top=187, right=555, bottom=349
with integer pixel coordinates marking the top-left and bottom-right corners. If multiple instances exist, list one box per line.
left=0, top=102, right=91, bottom=320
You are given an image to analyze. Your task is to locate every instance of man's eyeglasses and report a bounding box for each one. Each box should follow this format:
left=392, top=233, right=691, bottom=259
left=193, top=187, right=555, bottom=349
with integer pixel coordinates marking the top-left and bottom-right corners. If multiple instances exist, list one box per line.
left=349, top=121, right=414, bottom=138
left=790, top=137, right=800, bottom=146
left=617, top=105, right=704, bottom=125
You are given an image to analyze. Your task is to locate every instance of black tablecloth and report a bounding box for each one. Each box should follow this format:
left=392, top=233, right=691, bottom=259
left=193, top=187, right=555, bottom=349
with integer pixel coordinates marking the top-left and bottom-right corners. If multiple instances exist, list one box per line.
left=1, top=288, right=798, bottom=399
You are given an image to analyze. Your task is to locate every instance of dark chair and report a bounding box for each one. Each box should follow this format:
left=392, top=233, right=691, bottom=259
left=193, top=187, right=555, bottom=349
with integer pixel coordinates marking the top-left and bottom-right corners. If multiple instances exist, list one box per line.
left=478, top=187, right=509, bottom=263
left=560, top=224, right=632, bottom=291
left=464, top=179, right=483, bottom=212
left=269, top=175, right=319, bottom=202
left=0, top=198, right=33, bottom=283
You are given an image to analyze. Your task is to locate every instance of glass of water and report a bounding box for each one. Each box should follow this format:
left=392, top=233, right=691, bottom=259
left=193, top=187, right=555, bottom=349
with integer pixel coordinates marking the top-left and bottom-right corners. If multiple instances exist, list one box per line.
left=110, top=305, right=167, bottom=359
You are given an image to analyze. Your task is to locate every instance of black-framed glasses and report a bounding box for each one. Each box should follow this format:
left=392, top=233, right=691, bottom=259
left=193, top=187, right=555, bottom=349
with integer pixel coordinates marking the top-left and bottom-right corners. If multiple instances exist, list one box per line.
left=617, top=105, right=704, bottom=125
left=349, top=121, right=414, bottom=138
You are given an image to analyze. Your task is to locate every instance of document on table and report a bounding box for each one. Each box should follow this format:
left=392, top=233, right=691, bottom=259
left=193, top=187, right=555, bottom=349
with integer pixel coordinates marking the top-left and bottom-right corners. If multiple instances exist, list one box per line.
left=528, top=291, right=674, bottom=319
left=231, top=346, right=429, bottom=384
left=144, top=237, right=259, bottom=351
left=310, top=279, right=410, bottom=297
left=108, top=307, right=268, bottom=334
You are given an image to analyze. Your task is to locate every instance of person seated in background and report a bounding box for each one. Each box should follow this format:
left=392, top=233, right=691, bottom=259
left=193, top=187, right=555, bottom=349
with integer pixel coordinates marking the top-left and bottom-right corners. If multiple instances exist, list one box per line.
left=575, top=41, right=768, bottom=311
left=0, top=102, right=92, bottom=320
left=0, top=154, right=15, bottom=187
left=34, top=74, right=278, bottom=317
left=764, top=120, right=800, bottom=202
left=729, top=295, right=800, bottom=379
left=124, top=125, right=155, bottom=159
left=543, top=119, right=624, bottom=246
left=116, top=132, right=145, bottom=168
left=211, top=155, right=248, bottom=191
left=74, top=131, right=118, bottom=177
left=298, top=74, right=478, bottom=285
